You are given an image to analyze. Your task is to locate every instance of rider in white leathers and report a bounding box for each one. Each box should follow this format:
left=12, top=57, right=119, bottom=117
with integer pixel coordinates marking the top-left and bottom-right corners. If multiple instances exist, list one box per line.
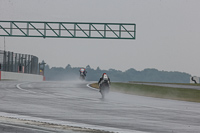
left=98, top=73, right=111, bottom=92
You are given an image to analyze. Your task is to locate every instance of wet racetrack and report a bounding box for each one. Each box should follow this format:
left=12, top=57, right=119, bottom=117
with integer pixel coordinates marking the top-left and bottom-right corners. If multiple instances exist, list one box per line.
left=0, top=81, right=200, bottom=133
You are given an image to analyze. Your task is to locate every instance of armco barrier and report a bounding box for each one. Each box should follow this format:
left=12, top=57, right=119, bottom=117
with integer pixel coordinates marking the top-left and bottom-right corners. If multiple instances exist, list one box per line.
left=0, top=71, right=43, bottom=81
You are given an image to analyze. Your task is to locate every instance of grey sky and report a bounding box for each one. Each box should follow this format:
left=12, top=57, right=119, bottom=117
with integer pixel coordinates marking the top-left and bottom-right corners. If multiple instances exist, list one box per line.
left=0, top=0, right=200, bottom=76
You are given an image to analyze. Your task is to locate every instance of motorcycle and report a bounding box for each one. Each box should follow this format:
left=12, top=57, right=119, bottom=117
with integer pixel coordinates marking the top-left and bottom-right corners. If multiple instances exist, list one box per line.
left=99, top=80, right=110, bottom=99
left=79, top=72, right=85, bottom=80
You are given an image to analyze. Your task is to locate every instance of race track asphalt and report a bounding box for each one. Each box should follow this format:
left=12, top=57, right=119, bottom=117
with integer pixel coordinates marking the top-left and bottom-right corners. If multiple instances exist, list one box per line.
left=0, top=81, right=199, bottom=133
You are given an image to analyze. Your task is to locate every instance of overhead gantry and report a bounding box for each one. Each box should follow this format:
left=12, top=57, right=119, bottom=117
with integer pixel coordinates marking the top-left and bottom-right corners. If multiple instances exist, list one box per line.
left=0, top=21, right=136, bottom=40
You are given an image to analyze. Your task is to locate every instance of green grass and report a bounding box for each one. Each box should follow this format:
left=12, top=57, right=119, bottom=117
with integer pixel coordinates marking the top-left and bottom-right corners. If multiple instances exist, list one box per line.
left=129, top=81, right=200, bottom=86
left=90, top=82, right=200, bottom=103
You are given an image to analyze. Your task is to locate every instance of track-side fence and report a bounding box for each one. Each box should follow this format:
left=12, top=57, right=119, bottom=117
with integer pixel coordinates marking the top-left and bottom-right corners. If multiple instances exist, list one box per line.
left=0, top=50, right=38, bottom=74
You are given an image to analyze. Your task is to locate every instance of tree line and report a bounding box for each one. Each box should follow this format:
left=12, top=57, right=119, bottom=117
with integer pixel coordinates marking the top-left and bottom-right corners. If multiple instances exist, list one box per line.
left=44, top=64, right=191, bottom=83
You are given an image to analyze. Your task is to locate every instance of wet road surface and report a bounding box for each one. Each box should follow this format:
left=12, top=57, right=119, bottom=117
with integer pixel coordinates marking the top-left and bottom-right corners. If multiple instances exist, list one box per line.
left=0, top=81, right=200, bottom=133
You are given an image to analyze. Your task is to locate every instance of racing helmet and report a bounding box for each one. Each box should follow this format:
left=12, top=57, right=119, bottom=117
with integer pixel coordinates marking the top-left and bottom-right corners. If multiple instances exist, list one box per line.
left=102, top=73, right=108, bottom=80
left=80, top=68, right=85, bottom=72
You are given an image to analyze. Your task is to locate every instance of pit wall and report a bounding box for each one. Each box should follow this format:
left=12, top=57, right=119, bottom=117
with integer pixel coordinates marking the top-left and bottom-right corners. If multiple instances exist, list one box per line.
left=0, top=71, right=43, bottom=81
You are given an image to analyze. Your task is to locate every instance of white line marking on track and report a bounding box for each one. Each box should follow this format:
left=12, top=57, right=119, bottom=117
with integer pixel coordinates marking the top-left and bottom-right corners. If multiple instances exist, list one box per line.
left=0, top=112, right=149, bottom=133
left=16, top=82, right=98, bottom=101
left=86, top=83, right=99, bottom=91
left=0, top=123, right=56, bottom=133
left=16, top=83, right=37, bottom=93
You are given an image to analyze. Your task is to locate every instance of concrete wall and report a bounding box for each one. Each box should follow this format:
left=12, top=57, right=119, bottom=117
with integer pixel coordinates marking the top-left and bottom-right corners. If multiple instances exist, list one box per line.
left=1, top=71, right=43, bottom=81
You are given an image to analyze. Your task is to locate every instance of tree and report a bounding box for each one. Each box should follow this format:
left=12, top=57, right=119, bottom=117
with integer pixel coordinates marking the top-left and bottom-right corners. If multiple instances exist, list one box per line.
left=44, top=64, right=191, bottom=83
left=96, top=67, right=101, bottom=71
left=86, top=65, right=91, bottom=69
left=65, top=64, right=71, bottom=69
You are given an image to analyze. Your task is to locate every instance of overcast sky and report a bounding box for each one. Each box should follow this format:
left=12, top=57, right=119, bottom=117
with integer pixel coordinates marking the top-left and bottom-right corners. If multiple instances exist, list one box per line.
left=0, top=0, right=200, bottom=76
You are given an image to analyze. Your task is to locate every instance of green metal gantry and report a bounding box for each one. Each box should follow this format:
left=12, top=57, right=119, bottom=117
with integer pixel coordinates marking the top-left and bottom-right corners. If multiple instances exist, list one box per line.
left=0, top=21, right=136, bottom=39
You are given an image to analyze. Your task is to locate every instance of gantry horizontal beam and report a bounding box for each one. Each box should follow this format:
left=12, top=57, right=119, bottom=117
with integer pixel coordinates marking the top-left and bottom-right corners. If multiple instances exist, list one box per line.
left=0, top=21, right=136, bottom=39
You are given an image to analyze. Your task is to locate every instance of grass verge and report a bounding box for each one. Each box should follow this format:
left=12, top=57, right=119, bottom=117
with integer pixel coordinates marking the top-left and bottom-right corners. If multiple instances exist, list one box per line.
left=129, top=81, right=200, bottom=86
left=90, top=82, right=200, bottom=103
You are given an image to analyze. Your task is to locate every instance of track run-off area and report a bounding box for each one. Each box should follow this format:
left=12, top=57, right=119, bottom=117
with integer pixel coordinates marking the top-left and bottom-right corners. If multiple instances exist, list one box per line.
left=0, top=81, right=200, bottom=133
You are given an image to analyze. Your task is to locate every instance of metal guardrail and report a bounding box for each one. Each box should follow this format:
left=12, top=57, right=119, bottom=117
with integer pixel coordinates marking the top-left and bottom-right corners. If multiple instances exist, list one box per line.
left=0, top=50, right=38, bottom=74
left=0, top=21, right=136, bottom=39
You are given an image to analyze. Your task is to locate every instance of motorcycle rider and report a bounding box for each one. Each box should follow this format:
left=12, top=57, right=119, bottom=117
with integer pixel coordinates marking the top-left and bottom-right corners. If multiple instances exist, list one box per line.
left=79, top=68, right=87, bottom=76
left=98, top=73, right=111, bottom=92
